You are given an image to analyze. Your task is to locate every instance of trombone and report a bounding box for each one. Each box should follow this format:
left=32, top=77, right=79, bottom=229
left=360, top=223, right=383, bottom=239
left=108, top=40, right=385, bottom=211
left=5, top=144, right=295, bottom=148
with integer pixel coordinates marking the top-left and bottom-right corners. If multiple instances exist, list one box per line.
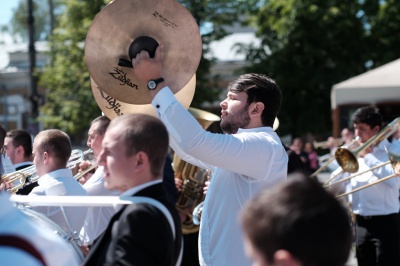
left=310, top=137, right=359, bottom=178
left=323, top=117, right=400, bottom=186
left=336, top=148, right=400, bottom=198
left=1, top=149, right=92, bottom=193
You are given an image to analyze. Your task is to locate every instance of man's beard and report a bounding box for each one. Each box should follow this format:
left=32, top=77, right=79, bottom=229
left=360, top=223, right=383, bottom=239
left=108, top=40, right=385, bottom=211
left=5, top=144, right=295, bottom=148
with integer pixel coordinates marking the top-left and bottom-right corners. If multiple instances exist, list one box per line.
left=220, top=106, right=250, bottom=134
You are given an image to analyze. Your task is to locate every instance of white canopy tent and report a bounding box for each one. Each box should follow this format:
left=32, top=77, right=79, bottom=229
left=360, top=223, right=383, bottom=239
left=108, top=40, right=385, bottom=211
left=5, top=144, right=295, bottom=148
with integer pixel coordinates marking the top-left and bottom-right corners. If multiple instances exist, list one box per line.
left=330, top=58, right=400, bottom=136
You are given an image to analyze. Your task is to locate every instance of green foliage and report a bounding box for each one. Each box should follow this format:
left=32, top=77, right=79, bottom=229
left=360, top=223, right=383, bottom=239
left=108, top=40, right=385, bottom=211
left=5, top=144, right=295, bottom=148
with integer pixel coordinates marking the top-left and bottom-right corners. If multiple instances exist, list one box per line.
left=178, top=0, right=259, bottom=107
left=9, top=0, right=54, bottom=42
left=39, top=0, right=107, bottom=141
left=241, top=0, right=399, bottom=137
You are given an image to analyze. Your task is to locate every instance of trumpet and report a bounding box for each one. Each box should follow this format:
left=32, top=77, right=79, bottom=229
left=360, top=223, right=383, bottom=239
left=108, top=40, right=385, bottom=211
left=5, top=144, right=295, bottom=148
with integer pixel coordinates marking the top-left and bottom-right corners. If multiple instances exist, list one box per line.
left=1, top=149, right=92, bottom=193
left=313, top=138, right=343, bottom=150
left=336, top=148, right=400, bottom=198
left=74, top=163, right=98, bottom=181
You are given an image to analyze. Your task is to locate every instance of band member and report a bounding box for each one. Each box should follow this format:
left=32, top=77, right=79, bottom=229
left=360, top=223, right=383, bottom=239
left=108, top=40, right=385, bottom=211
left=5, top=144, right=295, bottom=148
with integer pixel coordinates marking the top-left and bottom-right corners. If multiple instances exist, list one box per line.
left=331, top=106, right=400, bottom=265
left=0, top=124, right=16, bottom=175
left=240, top=173, right=352, bottom=266
left=132, top=45, right=288, bottom=266
left=29, top=129, right=88, bottom=234
left=83, top=114, right=182, bottom=265
left=4, top=129, right=35, bottom=194
left=79, top=116, right=119, bottom=246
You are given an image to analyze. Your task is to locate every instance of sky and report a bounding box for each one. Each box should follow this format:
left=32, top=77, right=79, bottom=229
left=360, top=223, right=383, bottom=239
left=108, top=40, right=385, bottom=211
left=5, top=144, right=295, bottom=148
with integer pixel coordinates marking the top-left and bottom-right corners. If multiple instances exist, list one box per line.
left=0, top=1, right=19, bottom=25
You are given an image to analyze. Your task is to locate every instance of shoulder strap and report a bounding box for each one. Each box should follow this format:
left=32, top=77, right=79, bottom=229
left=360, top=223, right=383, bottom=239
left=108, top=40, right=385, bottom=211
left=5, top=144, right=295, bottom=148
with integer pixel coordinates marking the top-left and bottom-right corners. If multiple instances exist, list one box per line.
left=0, top=234, right=47, bottom=266
left=120, top=196, right=183, bottom=266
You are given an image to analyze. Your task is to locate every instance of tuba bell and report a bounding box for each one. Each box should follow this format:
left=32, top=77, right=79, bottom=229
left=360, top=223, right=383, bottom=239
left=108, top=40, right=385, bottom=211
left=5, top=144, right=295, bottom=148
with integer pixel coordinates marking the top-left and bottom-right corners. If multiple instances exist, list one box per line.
left=173, top=107, right=220, bottom=234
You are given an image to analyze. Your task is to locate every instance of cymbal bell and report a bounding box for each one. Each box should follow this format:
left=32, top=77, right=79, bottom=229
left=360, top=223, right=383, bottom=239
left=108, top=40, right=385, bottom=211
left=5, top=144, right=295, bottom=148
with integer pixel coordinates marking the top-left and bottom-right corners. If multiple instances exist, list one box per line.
left=85, top=0, right=202, bottom=104
left=91, top=75, right=196, bottom=119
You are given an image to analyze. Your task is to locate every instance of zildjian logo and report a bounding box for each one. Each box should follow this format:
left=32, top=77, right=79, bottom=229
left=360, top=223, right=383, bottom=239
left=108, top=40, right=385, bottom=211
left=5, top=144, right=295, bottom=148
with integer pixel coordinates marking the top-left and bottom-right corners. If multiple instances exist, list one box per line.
left=97, top=88, right=124, bottom=116
left=109, top=67, right=139, bottom=89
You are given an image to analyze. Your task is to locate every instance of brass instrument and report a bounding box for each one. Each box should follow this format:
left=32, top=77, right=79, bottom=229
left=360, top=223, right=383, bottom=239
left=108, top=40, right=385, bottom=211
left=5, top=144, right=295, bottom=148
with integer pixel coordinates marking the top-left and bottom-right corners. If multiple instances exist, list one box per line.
left=336, top=148, right=400, bottom=198
left=313, top=138, right=343, bottom=150
left=1, top=149, right=92, bottom=193
left=74, top=163, right=98, bottom=181
left=323, top=117, right=400, bottom=187
left=333, top=117, right=400, bottom=175
left=310, top=137, right=360, bottom=178
left=173, top=107, right=220, bottom=234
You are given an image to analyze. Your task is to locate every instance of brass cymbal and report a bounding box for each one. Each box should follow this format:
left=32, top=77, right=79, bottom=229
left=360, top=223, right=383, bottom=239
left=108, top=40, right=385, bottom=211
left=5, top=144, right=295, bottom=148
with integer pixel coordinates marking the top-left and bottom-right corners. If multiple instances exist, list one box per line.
left=85, top=0, right=202, bottom=104
left=91, top=75, right=196, bottom=119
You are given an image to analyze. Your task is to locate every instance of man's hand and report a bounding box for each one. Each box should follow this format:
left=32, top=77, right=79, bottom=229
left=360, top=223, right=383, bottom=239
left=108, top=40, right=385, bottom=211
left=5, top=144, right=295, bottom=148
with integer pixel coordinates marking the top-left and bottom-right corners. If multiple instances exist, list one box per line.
left=131, top=45, right=165, bottom=96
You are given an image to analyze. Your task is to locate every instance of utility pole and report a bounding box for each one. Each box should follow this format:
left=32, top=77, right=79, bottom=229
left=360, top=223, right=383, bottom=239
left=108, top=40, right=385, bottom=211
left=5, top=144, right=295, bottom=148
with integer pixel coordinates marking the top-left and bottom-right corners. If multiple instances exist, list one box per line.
left=27, top=0, right=39, bottom=134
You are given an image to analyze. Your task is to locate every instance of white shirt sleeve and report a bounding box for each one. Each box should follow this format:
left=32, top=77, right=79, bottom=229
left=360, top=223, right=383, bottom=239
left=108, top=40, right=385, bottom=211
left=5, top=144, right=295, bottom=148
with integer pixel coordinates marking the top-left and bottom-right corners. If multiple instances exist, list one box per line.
left=152, top=87, right=285, bottom=179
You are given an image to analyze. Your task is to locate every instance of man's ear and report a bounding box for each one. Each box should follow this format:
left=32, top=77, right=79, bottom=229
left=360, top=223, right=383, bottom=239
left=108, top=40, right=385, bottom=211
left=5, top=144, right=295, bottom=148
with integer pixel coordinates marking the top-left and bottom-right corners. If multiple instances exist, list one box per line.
left=273, top=250, right=302, bottom=266
left=249, top=102, right=265, bottom=116
left=133, top=151, right=148, bottom=170
left=16, top=145, right=23, bottom=155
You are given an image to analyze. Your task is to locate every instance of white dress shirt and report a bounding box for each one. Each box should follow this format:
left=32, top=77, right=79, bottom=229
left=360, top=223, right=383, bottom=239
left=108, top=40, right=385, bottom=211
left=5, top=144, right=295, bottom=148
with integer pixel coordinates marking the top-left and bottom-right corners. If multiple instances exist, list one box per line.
left=0, top=192, right=80, bottom=266
left=80, top=166, right=119, bottom=244
left=331, top=139, right=400, bottom=216
left=152, top=87, right=288, bottom=266
left=29, top=168, right=88, bottom=235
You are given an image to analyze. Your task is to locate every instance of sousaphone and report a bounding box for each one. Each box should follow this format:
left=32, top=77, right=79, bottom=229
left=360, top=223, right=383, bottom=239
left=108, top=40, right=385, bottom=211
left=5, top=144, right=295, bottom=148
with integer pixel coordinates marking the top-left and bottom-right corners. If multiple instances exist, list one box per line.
left=85, top=0, right=202, bottom=105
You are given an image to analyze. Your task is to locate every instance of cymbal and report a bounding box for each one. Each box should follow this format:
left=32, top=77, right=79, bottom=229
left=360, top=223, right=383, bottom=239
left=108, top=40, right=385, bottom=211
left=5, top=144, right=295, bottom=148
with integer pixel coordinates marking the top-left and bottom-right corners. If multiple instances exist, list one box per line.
left=91, top=75, right=196, bottom=119
left=85, top=0, right=202, bottom=104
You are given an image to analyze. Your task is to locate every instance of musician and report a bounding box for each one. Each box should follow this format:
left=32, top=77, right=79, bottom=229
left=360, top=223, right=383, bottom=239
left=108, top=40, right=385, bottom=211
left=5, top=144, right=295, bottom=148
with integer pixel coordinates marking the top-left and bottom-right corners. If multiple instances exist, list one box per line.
left=240, top=173, right=352, bottom=266
left=0, top=192, right=80, bottom=266
left=29, top=129, right=88, bottom=235
left=0, top=124, right=16, bottom=175
left=83, top=114, right=182, bottom=265
left=4, top=129, right=36, bottom=195
left=331, top=106, right=400, bottom=265
left=132, top=46, right=288, bottom=266
left=79, top=116, right=119, bottom=247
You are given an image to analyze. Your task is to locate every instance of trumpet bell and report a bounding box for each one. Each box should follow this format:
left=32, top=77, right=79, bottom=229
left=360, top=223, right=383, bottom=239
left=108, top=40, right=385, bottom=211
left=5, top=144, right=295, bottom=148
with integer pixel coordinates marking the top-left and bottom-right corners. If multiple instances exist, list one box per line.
left=335, top=147, right=359, bottom=173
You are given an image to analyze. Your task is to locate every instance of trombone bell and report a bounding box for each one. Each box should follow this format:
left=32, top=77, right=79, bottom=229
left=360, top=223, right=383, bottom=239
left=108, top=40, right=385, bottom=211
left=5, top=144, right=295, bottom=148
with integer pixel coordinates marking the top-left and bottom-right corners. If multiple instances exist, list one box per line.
left=335, top=148, right=359, bottom=173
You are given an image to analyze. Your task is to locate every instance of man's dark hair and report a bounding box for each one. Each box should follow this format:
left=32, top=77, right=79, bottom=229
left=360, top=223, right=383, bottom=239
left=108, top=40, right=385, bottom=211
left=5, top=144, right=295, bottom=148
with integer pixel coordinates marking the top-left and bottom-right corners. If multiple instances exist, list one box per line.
left=240, top=173, right=352, bottom=266
left=91, top=116, right=111, bottom=135
left=0, top=124, right=6, bottom=148
left=351, top=106, right=382, bottom=130
left=228, top=73, right=282, bottom=127
left=6, top=129, right=33, bottom=159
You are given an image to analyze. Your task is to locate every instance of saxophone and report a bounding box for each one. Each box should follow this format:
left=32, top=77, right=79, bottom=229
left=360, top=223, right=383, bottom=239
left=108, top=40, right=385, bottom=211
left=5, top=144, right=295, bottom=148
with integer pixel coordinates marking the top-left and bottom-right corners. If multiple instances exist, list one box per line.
left=173, top=107, right=220, bottom=234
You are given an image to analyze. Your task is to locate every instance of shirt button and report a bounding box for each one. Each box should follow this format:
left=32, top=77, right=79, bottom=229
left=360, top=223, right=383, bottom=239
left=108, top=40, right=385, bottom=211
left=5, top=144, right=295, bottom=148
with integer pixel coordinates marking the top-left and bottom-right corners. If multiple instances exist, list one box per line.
left=156, top=105, right=160, bottom=108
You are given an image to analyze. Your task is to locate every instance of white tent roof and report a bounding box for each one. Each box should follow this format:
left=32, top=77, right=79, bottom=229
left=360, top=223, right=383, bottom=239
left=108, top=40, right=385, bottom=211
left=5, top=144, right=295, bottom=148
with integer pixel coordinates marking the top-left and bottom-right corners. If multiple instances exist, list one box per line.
left=331, top=58, right=400, bottom=109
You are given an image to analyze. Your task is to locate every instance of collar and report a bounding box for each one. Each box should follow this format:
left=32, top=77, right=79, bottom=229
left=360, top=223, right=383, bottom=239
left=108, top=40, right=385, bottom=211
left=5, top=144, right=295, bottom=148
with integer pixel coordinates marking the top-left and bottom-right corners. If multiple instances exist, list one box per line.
left=13, top=161, right=33, bottom=169
left=120, top=179, right=163, bottom=197
left=237, top=126, right=274, bottom=134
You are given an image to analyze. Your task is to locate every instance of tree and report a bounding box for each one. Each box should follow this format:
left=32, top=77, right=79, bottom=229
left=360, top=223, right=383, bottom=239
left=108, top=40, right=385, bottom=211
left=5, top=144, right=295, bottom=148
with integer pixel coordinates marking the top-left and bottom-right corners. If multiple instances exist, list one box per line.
left=241, top=0, right=372, bottom=137
left=178, top=0, right=259, bottom=107
left=9, top=0, right=54, bottom=42
left=39, top=0, right=107, bottom=142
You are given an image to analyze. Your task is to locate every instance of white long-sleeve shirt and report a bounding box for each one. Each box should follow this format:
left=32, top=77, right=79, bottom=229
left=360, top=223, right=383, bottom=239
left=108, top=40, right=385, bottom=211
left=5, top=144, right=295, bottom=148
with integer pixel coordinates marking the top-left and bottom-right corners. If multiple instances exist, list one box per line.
left=80, top=166, right=119, bottom=244
left=331, top=139, right=400, bottom=216
left=29, top=168, right=88, bottom=235
left=152, top=87, right=288, bottom=266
